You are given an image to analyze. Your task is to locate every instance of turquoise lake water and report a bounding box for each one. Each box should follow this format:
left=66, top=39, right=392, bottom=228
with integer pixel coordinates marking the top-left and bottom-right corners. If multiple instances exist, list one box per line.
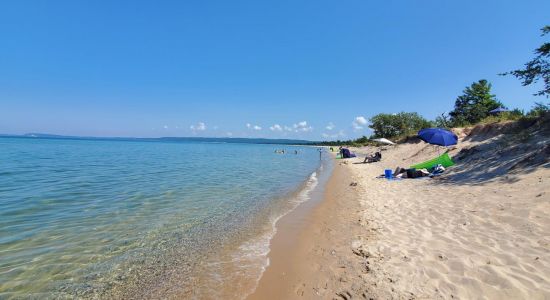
left=0, top=137, right=328, bottom=299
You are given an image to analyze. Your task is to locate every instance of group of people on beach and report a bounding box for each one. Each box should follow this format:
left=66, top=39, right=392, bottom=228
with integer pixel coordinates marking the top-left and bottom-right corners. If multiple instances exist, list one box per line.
left=274, top=149, right=299, bottom=154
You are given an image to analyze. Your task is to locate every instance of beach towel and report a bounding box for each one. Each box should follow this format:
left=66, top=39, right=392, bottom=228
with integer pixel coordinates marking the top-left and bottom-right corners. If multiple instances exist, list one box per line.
left=410, top=152, right=454, bottom=170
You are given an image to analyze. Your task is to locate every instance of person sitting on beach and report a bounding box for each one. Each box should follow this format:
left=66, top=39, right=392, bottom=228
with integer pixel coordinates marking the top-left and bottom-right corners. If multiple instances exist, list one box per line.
left=363, top=152, right=382, bottom=163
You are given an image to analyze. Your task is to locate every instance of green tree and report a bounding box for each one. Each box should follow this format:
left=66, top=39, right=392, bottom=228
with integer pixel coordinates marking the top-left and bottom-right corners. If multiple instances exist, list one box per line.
left=369, top=112, right=432, bottom=138
left=526, top=101, right=550, bottom=117
left=449, top=79, right=503, bottom=126
left=502, top=25, right=550, bottom=97
left=434, top=113, right=452, bottom=129
left=354, top=135, right=370, bottom=144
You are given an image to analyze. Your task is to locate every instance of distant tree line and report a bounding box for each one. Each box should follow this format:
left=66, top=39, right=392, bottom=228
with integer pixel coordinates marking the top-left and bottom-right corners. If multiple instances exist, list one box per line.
left=318, top=25, right=549, bottom=146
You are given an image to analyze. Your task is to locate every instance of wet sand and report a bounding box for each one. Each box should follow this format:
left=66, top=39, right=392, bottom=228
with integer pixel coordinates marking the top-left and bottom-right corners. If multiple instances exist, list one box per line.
left=249, top=156, right=369, bottom=299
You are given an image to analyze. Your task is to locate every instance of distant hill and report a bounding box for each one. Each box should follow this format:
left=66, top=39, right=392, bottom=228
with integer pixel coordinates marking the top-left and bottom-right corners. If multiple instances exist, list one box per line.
left=23, top=133, right=70, bottom=138
left=2, top=133, right=316, bottom=145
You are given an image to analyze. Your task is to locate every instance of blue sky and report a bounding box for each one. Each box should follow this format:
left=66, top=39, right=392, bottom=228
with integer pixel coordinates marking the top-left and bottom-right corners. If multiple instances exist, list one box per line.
left=1, top=1, right=549, bottom=140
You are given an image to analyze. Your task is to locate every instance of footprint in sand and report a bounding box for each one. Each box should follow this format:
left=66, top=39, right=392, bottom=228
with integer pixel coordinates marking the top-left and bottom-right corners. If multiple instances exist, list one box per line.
left=335, top=290, right=353, bottom=300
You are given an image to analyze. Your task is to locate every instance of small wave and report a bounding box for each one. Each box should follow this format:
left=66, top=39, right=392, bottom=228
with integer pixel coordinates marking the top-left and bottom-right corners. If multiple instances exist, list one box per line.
left=189, top=166, right=325, bottom=299
left=213, top=168, right=322, bottom=299
left=249, top=170, right=320, bottom=292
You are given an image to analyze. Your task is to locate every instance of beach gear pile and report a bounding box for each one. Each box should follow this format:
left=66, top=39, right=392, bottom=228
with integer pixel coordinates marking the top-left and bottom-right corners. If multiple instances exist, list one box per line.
left=382, top=128, right=458, bottom=180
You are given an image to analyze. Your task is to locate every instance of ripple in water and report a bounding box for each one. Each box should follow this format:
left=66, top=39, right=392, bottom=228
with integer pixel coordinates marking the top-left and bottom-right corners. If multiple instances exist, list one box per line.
left=0, top=137, right=325, bottom=299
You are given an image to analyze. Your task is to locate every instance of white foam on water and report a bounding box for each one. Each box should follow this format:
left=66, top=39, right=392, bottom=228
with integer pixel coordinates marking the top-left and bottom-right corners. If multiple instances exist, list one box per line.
left=228, top=170, right=320, bottom=299
left=188, top=159, right=332, bottom=300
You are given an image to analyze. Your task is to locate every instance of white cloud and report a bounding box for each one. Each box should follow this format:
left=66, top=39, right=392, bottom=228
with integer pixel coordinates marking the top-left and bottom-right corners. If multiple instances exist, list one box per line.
left=226, top=132, right=233, bottom=137
left=246, top=123, right=262, bottom=131
left=325, top=122, right=335, bottom=130
left=294, top=121, right=307, bottom=128
left=355, top=116, right=367, bottom=125
left=322, top=130, right=346, bottom=139
left=163, top=125, right=169, bottom=129
left=352, top=116, right=368, bottom=130
left=260, top=121, right=315, bottom=134
left=190, top=122, right=206, bottom=131
left=270, top=124, right=283, bottom=131
left=292, top=121, right=313, bottom=132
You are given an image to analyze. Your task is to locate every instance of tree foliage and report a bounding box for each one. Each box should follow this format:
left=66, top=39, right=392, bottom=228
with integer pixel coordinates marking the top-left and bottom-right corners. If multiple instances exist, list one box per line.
left=434, top=113, right=452, bottom=129
left=316, top=136, right=375, bottom=147
left=369, top=112, right=432, bottom=138
left=449, top=79, right=503, bottom=126
left=526, top=101, right=550, bottom=117
left=502, top=25, right=550, bottom=97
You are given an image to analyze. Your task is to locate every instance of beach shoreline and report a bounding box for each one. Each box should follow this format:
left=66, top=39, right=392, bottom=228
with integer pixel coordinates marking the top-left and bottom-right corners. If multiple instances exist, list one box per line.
left=190, top=155, right=334, bottom=300
left=248, top=152, right=369, bottom=299
left=247, top=127, right=550, bottom=299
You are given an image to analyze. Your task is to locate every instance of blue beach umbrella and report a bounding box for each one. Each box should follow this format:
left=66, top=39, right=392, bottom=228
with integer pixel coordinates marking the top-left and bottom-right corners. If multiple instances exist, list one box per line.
left=417, top=128, right=458, bottom=147
left=489, top=107, right=509, bottom=114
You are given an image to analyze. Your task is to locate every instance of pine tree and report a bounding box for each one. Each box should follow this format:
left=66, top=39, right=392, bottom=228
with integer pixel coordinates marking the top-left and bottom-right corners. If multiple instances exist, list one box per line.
left=502, top=25, right=549, bottom=97
left=449, top=80, right=503, bottom=126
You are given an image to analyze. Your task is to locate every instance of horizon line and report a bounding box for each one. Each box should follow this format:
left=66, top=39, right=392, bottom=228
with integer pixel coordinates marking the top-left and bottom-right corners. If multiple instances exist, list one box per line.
left=0, top=132, right=321, bottom=143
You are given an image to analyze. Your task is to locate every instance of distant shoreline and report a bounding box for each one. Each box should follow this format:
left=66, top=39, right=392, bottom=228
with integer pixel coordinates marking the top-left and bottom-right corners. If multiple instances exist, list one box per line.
left=0, top=134, right=318, bottom=146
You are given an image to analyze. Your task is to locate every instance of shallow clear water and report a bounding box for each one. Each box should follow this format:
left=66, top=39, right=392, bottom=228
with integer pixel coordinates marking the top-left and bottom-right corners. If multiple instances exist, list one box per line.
left=0, top=137, right=325, bottom=299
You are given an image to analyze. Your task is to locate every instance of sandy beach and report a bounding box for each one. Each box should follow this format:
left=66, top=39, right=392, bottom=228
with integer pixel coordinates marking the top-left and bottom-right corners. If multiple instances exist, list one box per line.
left=248, top=122, right=550, bottom=299
left=3, top=3, right=550, bottom=299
